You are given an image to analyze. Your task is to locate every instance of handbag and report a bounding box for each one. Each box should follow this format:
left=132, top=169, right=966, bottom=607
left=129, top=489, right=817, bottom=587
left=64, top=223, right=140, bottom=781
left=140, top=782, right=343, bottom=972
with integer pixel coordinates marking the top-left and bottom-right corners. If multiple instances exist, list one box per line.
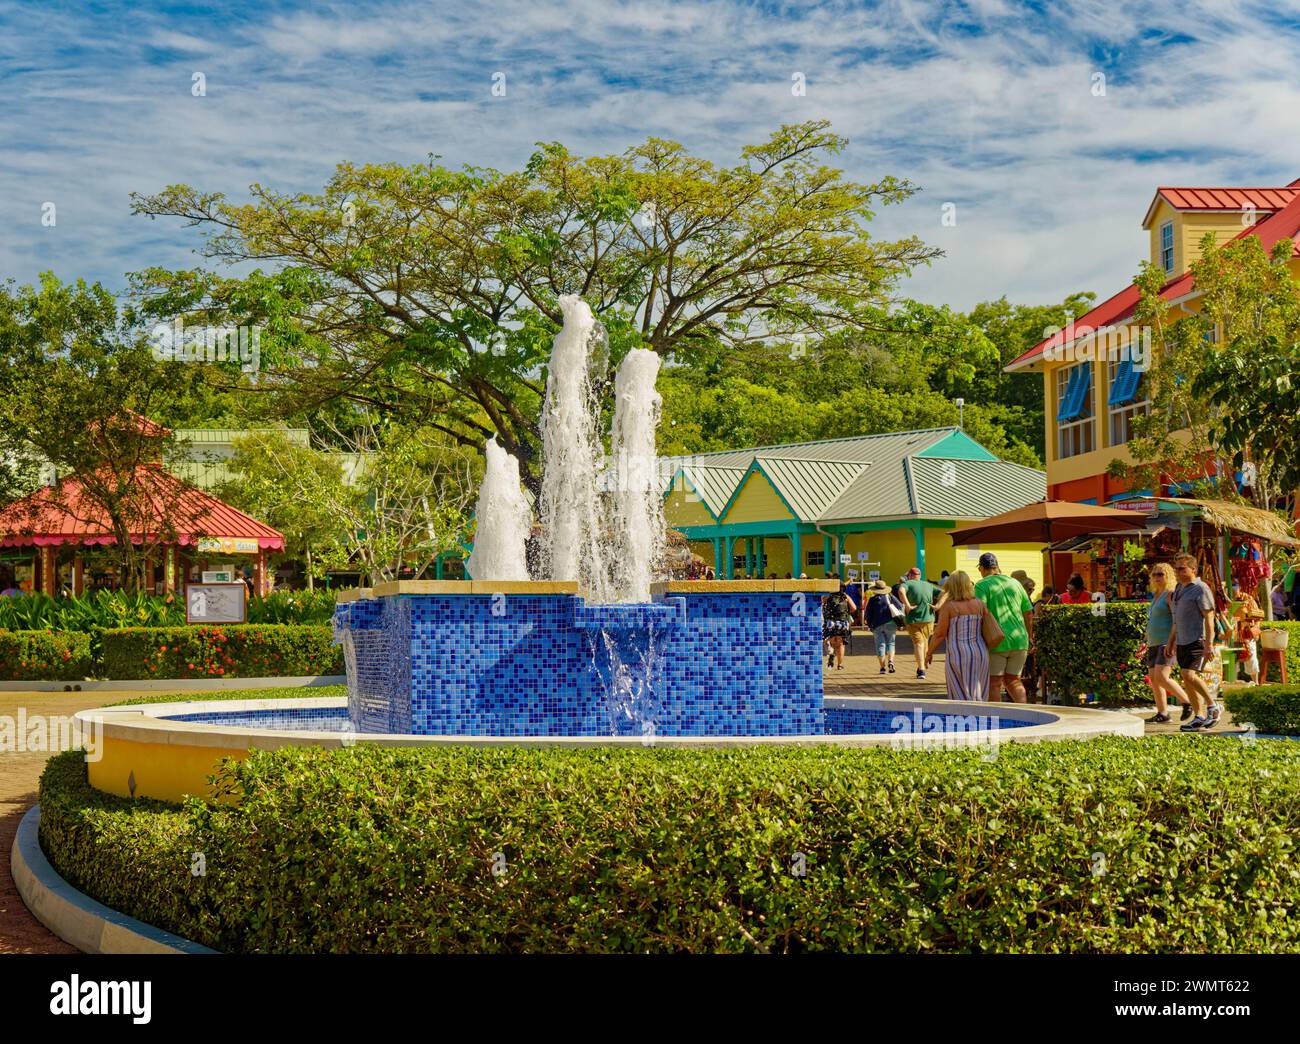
left=980, top=606, right=1006, bottom=649
left=888, top=596, right=904, bottom=621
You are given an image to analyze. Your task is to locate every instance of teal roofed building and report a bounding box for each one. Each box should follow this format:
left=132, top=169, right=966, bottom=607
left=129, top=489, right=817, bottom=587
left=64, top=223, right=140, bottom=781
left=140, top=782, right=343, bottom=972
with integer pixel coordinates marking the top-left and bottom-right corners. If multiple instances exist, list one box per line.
left=662, top=427, right=1048, bottom=586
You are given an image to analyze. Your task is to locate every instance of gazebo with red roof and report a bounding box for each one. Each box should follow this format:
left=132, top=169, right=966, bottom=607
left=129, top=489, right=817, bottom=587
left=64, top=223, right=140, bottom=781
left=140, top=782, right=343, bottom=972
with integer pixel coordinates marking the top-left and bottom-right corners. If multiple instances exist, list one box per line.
left=0, top=463, right=285, bottom=596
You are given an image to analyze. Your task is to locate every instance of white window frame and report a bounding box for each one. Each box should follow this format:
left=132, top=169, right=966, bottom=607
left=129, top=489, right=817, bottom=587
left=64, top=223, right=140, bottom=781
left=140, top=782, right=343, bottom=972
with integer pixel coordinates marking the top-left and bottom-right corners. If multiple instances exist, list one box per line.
left=1107, top=352, right=1151, bottom=447
left=1160, top=221, right=1175, bottom=273
left=1056, top=362, right=1095, bottom=460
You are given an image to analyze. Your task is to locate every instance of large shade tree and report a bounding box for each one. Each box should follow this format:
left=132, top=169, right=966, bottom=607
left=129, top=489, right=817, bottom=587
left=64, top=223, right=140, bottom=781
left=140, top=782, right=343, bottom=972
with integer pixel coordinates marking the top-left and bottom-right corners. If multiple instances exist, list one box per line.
left=129, top=121, right=940, bottom=487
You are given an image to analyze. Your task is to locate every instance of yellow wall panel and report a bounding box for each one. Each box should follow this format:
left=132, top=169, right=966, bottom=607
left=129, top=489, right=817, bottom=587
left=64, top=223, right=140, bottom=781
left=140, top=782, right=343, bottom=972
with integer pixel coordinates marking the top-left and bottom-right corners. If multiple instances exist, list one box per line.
left=722, top=471, right=796, bottom=524
left=664, top=487, right=716, bottom=527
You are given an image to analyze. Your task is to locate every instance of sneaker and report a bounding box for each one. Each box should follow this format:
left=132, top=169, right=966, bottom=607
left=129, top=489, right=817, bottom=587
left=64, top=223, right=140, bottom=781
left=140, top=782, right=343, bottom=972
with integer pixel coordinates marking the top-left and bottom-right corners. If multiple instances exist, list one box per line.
left=1179, top=716, right=1208, bottom=733
left=1207, top=703, right=1222, bottom=726
left=1179, top=703, right=1193, bottom=722
left=917, top=670, right=926, bottom=680
left=1148, top=713, right=1170, bottom=724
left=888, top=663, right=896, bottom=674
left=879, top=666, right=887, bottom=674
left=828, top=654, right=834, bottom=667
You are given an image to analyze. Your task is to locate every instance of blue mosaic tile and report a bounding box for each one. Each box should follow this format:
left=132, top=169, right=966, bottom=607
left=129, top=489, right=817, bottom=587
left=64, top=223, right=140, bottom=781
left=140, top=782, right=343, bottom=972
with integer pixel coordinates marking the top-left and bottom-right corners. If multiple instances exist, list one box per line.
left=334, top=590, right=833, bottom=738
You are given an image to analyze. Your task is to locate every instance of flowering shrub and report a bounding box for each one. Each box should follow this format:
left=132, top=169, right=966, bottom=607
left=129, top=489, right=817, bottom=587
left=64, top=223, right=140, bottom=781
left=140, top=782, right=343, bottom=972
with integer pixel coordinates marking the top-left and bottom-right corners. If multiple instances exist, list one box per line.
left=0, top=629, right=95, bottom=681
left=100, top=625, right=342, bottom=680
left=1035, top=603, right=1150, bottom=705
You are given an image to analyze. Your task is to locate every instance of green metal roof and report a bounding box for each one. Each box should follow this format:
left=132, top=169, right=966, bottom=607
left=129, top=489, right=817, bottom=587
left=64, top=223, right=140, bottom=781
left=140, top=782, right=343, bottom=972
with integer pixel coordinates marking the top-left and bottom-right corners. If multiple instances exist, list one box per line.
left=661, top=427, right=1045, bottom=525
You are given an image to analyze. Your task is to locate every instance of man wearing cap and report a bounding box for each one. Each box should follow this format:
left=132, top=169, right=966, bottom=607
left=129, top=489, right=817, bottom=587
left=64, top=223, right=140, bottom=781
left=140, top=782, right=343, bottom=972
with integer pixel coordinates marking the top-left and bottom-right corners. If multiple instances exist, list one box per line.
left=899, top=566, right=944, bottom=680
left=975, top=552, right=1034, bottom=703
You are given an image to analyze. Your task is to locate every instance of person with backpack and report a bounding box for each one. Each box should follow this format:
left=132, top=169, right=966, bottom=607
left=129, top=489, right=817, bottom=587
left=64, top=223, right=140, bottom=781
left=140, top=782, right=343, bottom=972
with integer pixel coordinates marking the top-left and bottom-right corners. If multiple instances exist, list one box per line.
left=822, top=582, right=858, bottom=672
left=864, top=578, right=905, bottom=674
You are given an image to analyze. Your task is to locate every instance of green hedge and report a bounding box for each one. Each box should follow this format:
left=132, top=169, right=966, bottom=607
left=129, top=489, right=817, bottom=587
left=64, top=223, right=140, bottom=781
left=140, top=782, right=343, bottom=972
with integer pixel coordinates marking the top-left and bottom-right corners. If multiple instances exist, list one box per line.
left=0, top=589, right=337, bottom=634
left=0, top=629, right=95, bottom=681
left=1223, top=684, right=1300, bottom=736
left=1259, top=622, right=1300, bottom=685
left=39, top=739, right=1300, bottom=953
left=1035, top=603, right=1149, bottom=705
left=99, top=625, right=342, bottom=680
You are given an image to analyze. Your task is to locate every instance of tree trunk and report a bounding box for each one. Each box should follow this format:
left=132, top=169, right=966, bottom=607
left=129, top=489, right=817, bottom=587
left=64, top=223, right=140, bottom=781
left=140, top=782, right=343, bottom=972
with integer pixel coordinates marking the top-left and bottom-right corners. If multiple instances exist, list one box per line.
left=305, top=546, right=315, bottom=591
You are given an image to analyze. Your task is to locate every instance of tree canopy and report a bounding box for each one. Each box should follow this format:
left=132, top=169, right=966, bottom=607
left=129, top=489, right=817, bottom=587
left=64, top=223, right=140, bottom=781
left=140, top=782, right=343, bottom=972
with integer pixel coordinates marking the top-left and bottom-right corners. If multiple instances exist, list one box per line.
left=129, top=121, right=941, bottom=483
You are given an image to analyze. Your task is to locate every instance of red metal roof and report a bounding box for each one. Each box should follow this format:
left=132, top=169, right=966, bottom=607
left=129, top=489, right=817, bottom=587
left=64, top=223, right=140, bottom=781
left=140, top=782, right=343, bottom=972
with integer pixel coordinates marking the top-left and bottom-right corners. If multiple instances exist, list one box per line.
left=0, top=464, right=284, bottom=550
left=1157, top=186, right=1297, bottom=212
left=1008, top=188, right=1300, bottom=372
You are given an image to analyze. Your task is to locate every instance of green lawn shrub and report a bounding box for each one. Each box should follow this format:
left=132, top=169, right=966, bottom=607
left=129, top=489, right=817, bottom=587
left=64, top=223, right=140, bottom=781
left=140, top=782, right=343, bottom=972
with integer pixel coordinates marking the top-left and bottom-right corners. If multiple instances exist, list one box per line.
left=0, top=629, right=95, bottom=680
left=99, top=625, right=342, bottom=680
left=1035, top=603, right=1149, bottom=705
left=39, top=738, right=1300, bottom=953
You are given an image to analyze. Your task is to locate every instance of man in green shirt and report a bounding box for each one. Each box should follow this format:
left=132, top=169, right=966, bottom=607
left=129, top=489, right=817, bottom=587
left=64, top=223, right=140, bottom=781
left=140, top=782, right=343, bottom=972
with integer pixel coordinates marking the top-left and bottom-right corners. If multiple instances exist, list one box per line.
left=900, top=566, right=944, bottom=680
left=975, top=552, right=1034, bottom=704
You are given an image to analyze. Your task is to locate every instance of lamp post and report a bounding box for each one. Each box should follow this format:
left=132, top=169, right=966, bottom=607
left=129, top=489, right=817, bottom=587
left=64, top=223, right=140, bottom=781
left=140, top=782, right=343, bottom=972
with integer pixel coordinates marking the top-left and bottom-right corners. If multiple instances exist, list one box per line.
left=955, top=397, right=965, bottom=429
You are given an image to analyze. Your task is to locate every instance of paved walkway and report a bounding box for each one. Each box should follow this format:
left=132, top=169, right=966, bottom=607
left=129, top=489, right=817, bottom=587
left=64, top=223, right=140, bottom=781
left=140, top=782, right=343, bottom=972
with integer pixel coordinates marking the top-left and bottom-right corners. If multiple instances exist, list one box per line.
left=0, top=689, right=148, bottom=954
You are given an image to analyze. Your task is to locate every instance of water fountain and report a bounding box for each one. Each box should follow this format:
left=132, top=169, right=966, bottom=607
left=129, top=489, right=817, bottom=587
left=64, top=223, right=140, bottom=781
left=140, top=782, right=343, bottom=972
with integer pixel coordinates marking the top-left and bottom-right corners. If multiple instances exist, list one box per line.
left=332, top=294, right=832, bottom=737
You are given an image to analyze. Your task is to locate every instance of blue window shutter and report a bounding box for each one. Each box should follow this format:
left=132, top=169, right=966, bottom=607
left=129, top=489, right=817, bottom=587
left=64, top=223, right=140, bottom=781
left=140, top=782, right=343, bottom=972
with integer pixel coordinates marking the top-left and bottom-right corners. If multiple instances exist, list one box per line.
left=1057, top=367, right=1082, bottom=422
left=1108, top=359, right=1134, bottom=406
left=1068, top=364, right=1092, bottom=418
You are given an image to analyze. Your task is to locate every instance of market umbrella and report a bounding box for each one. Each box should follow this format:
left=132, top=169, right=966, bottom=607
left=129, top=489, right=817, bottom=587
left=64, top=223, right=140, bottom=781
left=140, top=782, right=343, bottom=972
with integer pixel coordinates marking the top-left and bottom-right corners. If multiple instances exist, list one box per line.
left=948, top=499, right=1141, bottom=546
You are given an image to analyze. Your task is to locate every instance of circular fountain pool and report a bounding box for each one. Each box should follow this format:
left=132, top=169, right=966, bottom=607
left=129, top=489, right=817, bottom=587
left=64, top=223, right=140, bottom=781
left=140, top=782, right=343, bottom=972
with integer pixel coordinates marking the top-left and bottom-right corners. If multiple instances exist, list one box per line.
left=77, top=695, right=1143, bottom=803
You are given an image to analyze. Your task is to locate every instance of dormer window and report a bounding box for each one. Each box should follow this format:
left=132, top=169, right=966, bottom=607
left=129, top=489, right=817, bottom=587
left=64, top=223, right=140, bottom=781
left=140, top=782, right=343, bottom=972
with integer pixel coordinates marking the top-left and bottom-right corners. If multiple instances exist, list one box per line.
left=1160, top=220, right=1174, bottom=273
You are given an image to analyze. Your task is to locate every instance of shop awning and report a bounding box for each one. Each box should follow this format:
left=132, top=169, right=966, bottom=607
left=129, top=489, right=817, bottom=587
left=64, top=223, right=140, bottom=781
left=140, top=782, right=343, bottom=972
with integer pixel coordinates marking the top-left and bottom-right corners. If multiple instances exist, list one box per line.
left=0, top=463, right=284, bottom=551
left=1133, top=496, right=1299, bottom=547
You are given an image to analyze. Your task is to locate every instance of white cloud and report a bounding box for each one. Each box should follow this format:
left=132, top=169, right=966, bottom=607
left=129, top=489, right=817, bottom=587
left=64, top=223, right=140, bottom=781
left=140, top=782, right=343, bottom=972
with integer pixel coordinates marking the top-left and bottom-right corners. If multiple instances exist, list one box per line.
left=1, top=0, right=1298, bottom=314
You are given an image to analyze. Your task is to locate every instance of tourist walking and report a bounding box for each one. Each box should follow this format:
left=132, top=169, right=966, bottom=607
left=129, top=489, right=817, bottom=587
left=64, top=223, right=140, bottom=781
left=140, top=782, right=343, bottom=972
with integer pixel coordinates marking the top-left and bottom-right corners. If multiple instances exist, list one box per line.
left=927, top=571, right=993, bottom=701
left=1144, top=563, right=1192, bottom=723
left=864, top=579, right=904, bottom=674
left=822, top=582, right=857, bottom=671
left=1167, top=552, right=1219, bottom=731
left=899, top=566, right=944, bottom=680
left=974, top=552, right=1034, bottom=704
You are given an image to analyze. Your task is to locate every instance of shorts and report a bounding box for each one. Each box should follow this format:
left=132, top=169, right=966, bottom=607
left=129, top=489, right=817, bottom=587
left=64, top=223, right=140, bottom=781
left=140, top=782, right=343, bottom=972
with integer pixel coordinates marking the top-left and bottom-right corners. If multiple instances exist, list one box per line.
left=905, top=621, right=934, bottom=642
left=1176, top=640, right=1208, bottom=671
left=872, top=621, right=898, bottom=653
left=1145, top=644, right=1171, bottom=668
left=988, top=648, right=1028, bottom=677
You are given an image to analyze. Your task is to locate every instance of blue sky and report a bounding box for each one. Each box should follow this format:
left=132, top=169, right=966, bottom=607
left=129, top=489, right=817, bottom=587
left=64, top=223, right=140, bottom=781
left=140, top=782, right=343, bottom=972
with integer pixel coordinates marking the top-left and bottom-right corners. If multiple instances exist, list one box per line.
left=3, top=0, right=1299, bottom=311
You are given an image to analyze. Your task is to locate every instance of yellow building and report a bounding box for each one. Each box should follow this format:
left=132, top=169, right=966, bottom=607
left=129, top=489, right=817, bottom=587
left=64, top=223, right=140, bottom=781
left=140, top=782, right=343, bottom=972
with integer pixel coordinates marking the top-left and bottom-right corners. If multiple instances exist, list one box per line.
left=662, top=427, right=1046, bottom=588
left=1005, top=179, right=1300, bottom=507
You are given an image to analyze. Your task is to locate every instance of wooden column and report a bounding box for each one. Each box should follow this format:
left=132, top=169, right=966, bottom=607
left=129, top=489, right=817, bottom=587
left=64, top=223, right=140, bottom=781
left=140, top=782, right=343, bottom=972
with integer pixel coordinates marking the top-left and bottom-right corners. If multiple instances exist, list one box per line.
left=255, top=550, right=267, bottom=596
left=39, top=546, right=56, bottom=594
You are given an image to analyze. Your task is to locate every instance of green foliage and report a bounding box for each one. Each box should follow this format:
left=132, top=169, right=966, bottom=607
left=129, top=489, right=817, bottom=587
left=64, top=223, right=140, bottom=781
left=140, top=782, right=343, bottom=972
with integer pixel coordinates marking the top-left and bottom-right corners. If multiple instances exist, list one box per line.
left=246, top=589, right=338, bottom=625
left=1035, top=603, right=1150, bottom=704
left=1223, top=684, right=1300, bottom=736
left=0, top=629, right=94, bottom=680
left=39, top=738, right=1300, bottom=953
left=99, top=625, right=342, bottom=680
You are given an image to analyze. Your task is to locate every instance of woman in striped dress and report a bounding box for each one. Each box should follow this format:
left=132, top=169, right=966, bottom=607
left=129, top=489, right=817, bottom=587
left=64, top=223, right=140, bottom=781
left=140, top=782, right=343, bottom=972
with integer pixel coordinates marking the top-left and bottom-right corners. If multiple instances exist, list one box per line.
left=926, top=571, right=990, bottom=701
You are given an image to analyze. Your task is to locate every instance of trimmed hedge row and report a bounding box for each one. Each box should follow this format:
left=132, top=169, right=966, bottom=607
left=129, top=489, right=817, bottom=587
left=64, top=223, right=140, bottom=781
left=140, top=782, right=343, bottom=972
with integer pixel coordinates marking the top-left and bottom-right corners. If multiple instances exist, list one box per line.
left=1223, top=684, right=1300, bottom=736
left=0, top=630, right=95, bottom=681
left=99, top=625, right=342, bottom=680
left=1035, top=603, right=1149, bottom=704
left=39, top=738, right=1300, bottom=953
